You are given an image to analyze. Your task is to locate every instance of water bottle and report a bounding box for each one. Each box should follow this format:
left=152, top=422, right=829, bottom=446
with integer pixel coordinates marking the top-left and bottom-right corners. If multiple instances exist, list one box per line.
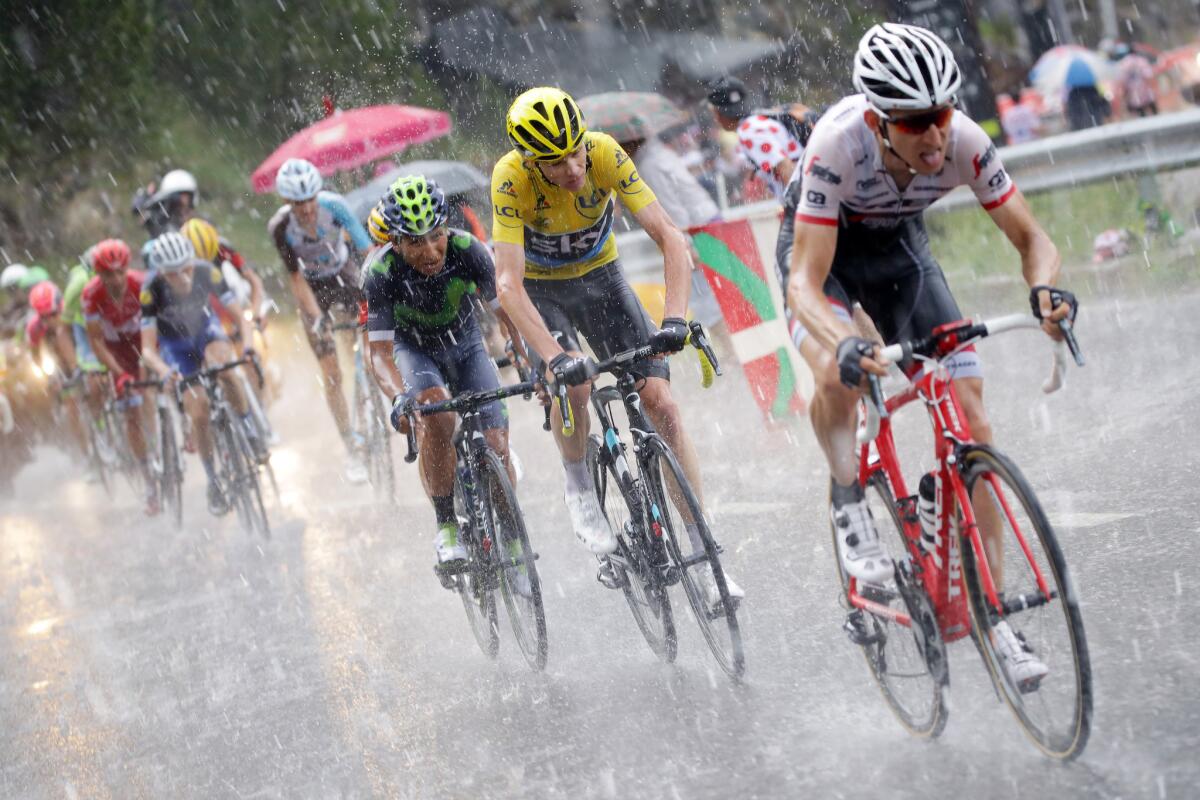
left=917, top=472, right=938, bottom=554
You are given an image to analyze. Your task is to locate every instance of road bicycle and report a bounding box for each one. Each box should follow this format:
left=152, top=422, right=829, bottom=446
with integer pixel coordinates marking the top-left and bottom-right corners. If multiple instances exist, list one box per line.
left=180, top=357, right=271, bottom=538
left=581, top=322, right=745, bottom=678
left=333, top=320, right=395, bottom=503
left=131, top=377, right=185, bottom=525
left=837, top=311, right=1092, bottom=759
left=398, top=374, right=547, bottom=670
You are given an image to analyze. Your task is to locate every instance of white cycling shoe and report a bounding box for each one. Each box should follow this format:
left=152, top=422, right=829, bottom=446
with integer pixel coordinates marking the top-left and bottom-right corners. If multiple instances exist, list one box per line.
left=343, top=455, right=368, bottom=485
left=830, top=498, right=894, bottom=584
left=700, top=567, right=745, bottom=613
left=564, top=487, right=617, bottom=555
left=434, top=524, right=468, bottom=564
left=992, top=620, right=1049, bottom=691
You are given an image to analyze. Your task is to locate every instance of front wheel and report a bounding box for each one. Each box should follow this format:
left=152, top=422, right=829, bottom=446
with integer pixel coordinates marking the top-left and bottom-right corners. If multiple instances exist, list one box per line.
left=479, top=449, right=546, bottom=670
left=959, top=445, right=1092, bottom=760
left=159, top=405, right=184, bottom=526
left=453, top=476, right=499, bottom=659
left=644, top=438, right=744, bottom=678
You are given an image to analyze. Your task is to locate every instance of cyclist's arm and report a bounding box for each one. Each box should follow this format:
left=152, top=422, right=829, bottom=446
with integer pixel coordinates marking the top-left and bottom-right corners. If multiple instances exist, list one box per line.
left=631, top=200, right=691, bottom=320
left=288, top=271, right=322, bottom=322
left=140, top=323, right=170, bottom=380
left=986, top=190, right=1066, bottom=324
left=493, top=306, right=531, bottom=367
left=50, top=322, right=77, bottom=374
left=85, top=319, right=123, bottom=375
left=367, top=339, right=406, bottom=401
left=494, top=241, right=564, bottom=366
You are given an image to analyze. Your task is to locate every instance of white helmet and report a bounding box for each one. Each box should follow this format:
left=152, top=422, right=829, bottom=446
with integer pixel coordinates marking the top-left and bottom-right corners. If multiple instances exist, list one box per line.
left=156, top=169, right=199, bottom=203
left=275, top=158, right=323, bottom=201
left=853, top=23, right=962, bottom=113
left=1, top=263, right=29, bottom=289
left=147, top=232, right=195, bottom=273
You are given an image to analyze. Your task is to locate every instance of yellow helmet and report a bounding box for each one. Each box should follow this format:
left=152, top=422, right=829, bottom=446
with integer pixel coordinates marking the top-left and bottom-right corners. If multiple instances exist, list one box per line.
left=367, top=204, right=390, bottom=245
left=506, top=87, right=587, bottom=161
left=181, top=218, right=220, bottom=262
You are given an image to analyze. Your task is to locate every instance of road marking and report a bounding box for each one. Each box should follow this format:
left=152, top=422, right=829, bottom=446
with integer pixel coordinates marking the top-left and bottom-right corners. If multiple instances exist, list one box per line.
left=1048, top=511, right=1135, bottom=529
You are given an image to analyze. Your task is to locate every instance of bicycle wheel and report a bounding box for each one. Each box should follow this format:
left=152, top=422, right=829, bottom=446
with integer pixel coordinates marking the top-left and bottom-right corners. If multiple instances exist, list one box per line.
left=230, top=420, right=271, bottom=539
left=587, top=435, right=677, bottom=663
left=365, top=382, right=396, bottom=504
left=833, top=471, right=949, bottom=738
left=959, top=445, right=1092, bottom=760
left=479, top=449, right=547, bottom=670
left=453, top=476, right=499, bottom=658
left=643, top=438, right=744, bottom=678
left=159, top=406, right=184, bottom=526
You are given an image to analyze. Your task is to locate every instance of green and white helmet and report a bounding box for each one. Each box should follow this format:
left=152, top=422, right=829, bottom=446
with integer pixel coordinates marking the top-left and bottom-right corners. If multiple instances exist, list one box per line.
left=380, top=175, right=448, bottom=237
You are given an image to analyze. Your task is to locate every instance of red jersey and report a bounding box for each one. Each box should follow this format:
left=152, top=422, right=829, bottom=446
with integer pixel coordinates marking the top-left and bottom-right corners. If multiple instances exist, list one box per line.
left=82, top=270, right=145, bottom=341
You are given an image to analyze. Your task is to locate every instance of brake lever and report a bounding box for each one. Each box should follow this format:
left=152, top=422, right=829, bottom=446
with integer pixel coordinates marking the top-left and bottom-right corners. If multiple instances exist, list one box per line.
left=1057, top=320, right=1085, bottom=367
left=403, top=413, right=418, bottom=463
left=867, top=374, right=888, bottom=420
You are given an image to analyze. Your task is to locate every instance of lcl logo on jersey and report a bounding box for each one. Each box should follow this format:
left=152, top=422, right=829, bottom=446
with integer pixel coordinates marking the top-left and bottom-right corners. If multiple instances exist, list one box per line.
left=495, top=205, right=520, bottom=219
left=575, top=188, right=605, bottom=217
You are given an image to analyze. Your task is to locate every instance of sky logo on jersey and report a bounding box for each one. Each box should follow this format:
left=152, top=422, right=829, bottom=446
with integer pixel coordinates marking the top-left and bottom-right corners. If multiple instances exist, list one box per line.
left=805, top=156, right=842, bottom=185
left=973, top=144, right=997, bottom=179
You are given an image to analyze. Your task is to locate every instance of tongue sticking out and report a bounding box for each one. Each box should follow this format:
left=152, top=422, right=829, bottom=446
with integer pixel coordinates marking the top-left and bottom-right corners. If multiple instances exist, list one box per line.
left=920, top=152, right=942, bottom=168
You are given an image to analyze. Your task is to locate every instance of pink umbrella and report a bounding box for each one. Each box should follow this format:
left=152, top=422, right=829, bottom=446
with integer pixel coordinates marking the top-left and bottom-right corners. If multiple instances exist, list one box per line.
left=250, top=105, right=452, bottom=193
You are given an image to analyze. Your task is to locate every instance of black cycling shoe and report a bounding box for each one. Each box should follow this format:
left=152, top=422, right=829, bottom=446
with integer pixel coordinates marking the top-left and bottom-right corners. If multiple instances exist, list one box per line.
left=207, top=481, right=230, bottom=516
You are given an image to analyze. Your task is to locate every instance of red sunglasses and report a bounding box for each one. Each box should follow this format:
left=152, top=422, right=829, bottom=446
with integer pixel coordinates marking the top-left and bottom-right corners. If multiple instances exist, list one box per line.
left=887, top=106, right=954, bottom=135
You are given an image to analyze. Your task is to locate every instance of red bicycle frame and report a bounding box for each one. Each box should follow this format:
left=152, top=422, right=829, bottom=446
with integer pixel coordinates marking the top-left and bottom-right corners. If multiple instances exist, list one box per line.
left=846, top=319, right=1055, bottom=642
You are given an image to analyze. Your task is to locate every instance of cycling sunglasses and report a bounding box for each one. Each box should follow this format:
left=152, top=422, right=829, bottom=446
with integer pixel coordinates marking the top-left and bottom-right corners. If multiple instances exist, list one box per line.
left=885, top=105, right=955, bottom=135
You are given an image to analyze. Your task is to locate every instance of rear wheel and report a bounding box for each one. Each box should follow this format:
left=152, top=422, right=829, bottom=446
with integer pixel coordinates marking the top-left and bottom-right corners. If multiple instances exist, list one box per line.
left=231, top=422, right=270, bottom=539
left=587, top=434, right=676, bottom=663
left=159, top=406, right=183, bottom=526
left=479, top=449, right=546, bottom=670
left=644, top=438, right=744, bottom=678
left=364, top=381, right=396, bottom=504
left=453, top=476, right=499, bottom=658
left=959, top=445, right=1092, bottom=760
left=833, top=470, right=948, bottom=738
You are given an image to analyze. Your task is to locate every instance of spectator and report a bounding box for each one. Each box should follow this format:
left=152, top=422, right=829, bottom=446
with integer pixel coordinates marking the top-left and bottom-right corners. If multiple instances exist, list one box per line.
left=998, top=92, right=1042, bottom=144
left=1112, top=43, right=1158, bottom=117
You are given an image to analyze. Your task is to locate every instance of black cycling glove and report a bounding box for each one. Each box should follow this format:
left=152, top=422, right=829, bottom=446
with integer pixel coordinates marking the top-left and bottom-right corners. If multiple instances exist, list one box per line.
left=1029, top=285, right=1079, bottom=322
left=651, top=316, right=690, bottom=353
left=548, top=352, right=595, bottom=386
left=389, top=392, right=413, bottom=432
left=835, top=336, right=877, bottom=389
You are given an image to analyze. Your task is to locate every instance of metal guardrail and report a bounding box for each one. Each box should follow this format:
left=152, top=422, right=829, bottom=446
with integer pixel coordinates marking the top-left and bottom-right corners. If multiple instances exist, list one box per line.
left=618, top=107, right=1200, bottom=279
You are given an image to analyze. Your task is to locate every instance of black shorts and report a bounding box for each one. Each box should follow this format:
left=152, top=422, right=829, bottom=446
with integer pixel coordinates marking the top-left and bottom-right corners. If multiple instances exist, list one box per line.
left=525, top=260, right=669, bottom=383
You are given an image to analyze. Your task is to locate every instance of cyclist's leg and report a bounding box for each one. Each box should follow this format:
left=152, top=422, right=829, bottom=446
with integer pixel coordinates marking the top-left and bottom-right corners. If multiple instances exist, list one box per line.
left=304, top=282, right=353, bottom=448
left=162, top=333, right=218, bottom=483
left=442, top=332, right=512, bottom=482
left=73, top=324, right=106, bottom=419
left=394, top=341, right=456, bottom=497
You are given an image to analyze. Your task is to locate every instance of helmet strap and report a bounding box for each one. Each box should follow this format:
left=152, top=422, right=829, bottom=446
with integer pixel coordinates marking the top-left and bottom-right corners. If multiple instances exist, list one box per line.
left=880, top=121, right=918, bottom=176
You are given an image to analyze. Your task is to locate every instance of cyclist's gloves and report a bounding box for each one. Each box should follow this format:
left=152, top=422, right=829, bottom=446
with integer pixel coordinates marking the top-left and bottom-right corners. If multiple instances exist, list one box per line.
left=651, top=316, right=690, bottom=353
left=1029, top=285, right=1079, bottom=323
left=389, top=392, right=414, bottom=432
left=835, top=336, right=877, bottom=389
left=548, top=352, right=594, bottom=387
left=114, top=372, right=135, bottom=397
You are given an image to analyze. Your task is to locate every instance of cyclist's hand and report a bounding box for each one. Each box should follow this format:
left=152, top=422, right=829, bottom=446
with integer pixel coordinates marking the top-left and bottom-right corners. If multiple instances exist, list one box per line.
left=242, top=344, right=257, bottom=360
left=547, top=352, right=595, bottom=387
left=836, top=336, right=888, bottom=389
left=651, top=316, right=690, bottom=353
left=114, top=372, right=135, bottom=398
left=390, top=392, right=415, bottom=434
left=254, top=314, right=267, bottom=332
left=1029, top=285, right=1078, bottom=340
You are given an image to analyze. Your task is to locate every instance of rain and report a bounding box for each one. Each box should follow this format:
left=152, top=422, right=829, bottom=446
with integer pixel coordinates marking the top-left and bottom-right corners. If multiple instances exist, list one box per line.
left=3, top=0, right=1200, bottom=797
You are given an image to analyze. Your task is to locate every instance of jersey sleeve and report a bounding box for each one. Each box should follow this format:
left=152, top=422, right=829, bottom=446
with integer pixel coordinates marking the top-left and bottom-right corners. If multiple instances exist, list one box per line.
left=202, top=263, right=237, bottom=307
left=362, top=250, right=395, bottom=342
left=793, top=120, right=853, bottom=227
left=453, top=232, right=499, bottom=306
left=139, top=276, right=159, bottom=327
left=322, top=192, right=372, bottom=252
left=80, top=277, right=101, bottom=322
left=957, top=117, right=1016, bottom=210
left=268, top=205, right=302, bottom=274
left=590, top=133, right=656, bottom=215
left=490, top=158, right=529, bottom=247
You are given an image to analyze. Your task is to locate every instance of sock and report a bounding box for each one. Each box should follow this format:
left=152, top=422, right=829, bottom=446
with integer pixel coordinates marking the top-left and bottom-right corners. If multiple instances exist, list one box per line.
left=684, top=521, right=705, bottom=557
left=830, top=477, right=864, bottom=507
left=432, top=495, right=455, bottom=527
left=201, top=457, right=217, bottom=483
left=562, top=457, right=591, bottom=494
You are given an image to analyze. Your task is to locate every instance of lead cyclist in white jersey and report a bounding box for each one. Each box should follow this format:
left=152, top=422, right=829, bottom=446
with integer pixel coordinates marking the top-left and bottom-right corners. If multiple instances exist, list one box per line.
left=787, top=23, right=1077, bottom=688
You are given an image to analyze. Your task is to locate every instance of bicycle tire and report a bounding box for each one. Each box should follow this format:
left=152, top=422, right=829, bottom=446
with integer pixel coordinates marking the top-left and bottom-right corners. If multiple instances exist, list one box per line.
left=643, top=438, right=744, bottom=678
left=587, top=435, right=677, bottom=664
left=453, top=476, right=500, bottom=658
left=230, top=419, right=270, bottom=539
left=478, top=449, right=547, bottom=671
left=833, top=471, right=949, bottom=738
left=159, top=405, right=183, bottom=526
left=86, top=412, right=114, bottom=497
left=365, top=381, right=396, bottom=504
left=959, top=445, right=1092, bottom=760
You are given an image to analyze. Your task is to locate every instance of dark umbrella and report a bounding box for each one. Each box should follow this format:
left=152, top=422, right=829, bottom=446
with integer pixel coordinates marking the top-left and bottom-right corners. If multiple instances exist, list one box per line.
left=345, top=160, right=491, bottom=220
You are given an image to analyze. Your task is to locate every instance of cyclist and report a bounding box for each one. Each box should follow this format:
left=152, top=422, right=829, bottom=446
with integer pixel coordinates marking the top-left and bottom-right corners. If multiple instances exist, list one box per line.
left=182, top=218, right=267, bottom=329
left=1, top=264, right=31, bottom=336
left=268, top=157, right=372, bottom=483
left=787, top=23, right=1075, bottom=687
left=81, top=239, right=159, bottom=514
left=364, top=175, right=526, bottom=568
left=65, top=248, right=110, bottom=437
left=492, top=87, right=743, bottom=605
left=26, top=280, right=92, bottom=460
left=132, top=169, right=199, bottom=240
left=139, top=232, right=258, bottom=515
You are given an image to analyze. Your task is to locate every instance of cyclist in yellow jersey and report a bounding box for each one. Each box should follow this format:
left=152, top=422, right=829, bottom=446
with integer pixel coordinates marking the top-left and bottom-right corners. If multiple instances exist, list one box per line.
left=492, top=87, right=743, bottom=604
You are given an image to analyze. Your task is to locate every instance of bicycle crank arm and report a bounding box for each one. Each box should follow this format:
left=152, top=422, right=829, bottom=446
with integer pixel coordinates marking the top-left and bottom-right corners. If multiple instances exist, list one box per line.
left=999, top=589, right=1058, bottom=618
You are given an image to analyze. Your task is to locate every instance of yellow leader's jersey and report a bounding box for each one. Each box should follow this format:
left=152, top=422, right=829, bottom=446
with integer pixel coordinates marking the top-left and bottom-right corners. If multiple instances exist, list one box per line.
left=491, top=131, right=657, bottom=280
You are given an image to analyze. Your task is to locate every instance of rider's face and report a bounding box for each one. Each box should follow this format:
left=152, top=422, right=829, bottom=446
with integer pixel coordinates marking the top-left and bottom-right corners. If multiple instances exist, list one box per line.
left=165, top=265, right=194, bottom=294
left=870, top=106, right=954, bottom=175
left=99, top=266, right=126, bottom=296
left=293, top=197, right=319, bottom=227
left=393, top=227, right=449, bottom=276
left=536, top=145, right=587, bottom=191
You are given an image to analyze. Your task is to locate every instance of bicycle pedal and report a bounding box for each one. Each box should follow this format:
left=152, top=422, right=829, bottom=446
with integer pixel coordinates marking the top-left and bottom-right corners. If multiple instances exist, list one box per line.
left=843, top=610, right=882, bottom=647
left=596, top=560, right=627, bottom=590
